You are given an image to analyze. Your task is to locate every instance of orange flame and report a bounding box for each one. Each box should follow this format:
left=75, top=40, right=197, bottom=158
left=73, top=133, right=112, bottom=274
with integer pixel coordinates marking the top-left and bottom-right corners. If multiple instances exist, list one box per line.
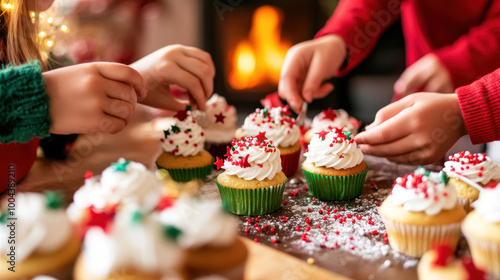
left=228, top=6, right=291, bottom=90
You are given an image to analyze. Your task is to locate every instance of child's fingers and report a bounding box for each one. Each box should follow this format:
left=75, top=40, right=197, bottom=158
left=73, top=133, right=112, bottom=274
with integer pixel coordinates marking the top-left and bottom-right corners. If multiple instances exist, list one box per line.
left=386, top=148, right=438, bottom=165
left=394, top=67, right=432, bottom=97
left=312, top=83, right=334, bottom=100
left=97, top=62, right=147, bottom=98
left=358, top=134, right=427, bottom=157
left=182, top=47, right=216, bottom=75
left=278, top=75, right=304, bottom=113
left=302, top=53, right=333, bottom=103
left=99, top=113, right=127, bottom=134
left=177, top=56, right=214, bottom=98
left=102, top=98, right=134, bottom=123
left=354, top=108, right=414, bottom=145
left=104, top=80, right=138, bottom=106
left=163, top=68, right=207, bottom=110
left=363, top=97, right=413, bottom=130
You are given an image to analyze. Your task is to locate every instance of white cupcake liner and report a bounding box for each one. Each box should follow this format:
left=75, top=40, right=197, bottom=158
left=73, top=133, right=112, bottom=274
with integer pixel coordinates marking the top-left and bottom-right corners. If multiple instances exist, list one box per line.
left=381, top=217, right=462, bottom=257
left=457, top=197, right=475, bottom=213
left=463, top=231, right=500, bottom=277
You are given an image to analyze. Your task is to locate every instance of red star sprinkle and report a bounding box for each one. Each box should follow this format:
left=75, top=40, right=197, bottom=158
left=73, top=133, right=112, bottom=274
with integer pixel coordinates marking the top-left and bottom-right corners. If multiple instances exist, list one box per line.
left=84, top=170, right=93, bottom=179
left=214, top=157, right=224, bottom=170
left=224, top=146, right=232, bottom=158
left=281, top=105, right=292, bottom=116
left=321, top=108, right=337, bottom=121
left=256, top=131, right=267, bottom=143
left=316, top=130, right=329, bottom=140
left=485, top=182, right=498, bottom=189
left=84, top=206, right=116, bottom=233
left=240, top=154, right=251, bottom=168
left=174, top=109, right=188, bottom=121
left=214, top=112, right=226, bottom=124
left=156, top=196, right=174, bottom=211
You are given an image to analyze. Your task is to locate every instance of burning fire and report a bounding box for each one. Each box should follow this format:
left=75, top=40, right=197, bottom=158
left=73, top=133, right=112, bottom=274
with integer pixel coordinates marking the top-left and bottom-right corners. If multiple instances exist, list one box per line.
left=228, top=6, right=291, bottom=90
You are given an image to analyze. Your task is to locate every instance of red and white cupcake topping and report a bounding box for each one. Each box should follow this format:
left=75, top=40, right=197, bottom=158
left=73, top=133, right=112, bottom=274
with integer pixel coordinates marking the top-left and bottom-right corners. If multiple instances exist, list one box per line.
left=443, top=151, right=500, bottom=185
left=161, top=107, right=205, bottom=156
left=471, top=182, right=500, bottom=222
left=197, top=93, right=237, bottom=143
left=310, top=108, right=361, bottom=136
left=240, top=107, right=300, bottom=148
left=214, top=132, right=282, bottom=181
left=390, top=168, right=457, bottom=216
left=304, top=129, right=363, bottom=169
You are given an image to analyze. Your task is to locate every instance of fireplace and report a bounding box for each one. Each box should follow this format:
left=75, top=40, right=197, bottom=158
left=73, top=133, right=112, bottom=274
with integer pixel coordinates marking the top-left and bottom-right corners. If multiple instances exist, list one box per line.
left=203, top=0, right=326, bottom=108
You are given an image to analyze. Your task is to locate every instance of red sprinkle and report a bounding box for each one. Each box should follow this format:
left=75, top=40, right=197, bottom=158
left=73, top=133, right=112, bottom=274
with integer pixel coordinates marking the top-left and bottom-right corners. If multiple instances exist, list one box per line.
left=270, top=228, right=275, bottom=233
left=283, top=200, right=287, bottom=205
left=333, top=209, right=338, bottom=213
left=322, top=216, right=327, bottom=220
left=272, top=239, right=278, bottom=244
left=376, top=202, right=381, bottom=206
left=244, top=228, right=249, bottom=233
left=372, top=230, right=378, bottom=235
left=312, top=197, right=316, bottom=201
left=254, top=238, right=259, bottom=243
left=340, top=207, right=345, bottom=211
left=247, top=219, right=252, bottom=223
left=305, top=217, right=310, bottom=223
left=308, top=208, right=312, bottom=212
left=319, top=210, right=323, bottom=214
left=264, top=224, right=269, bottom=229
left=317, top=224, right=321, bottom=228
left=296, top=226, right=300, bottom=231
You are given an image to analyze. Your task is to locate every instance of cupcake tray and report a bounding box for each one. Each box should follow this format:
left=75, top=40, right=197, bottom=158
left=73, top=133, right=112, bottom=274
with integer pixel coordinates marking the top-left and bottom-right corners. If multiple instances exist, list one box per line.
left=201, top=155, right=472, bottom=280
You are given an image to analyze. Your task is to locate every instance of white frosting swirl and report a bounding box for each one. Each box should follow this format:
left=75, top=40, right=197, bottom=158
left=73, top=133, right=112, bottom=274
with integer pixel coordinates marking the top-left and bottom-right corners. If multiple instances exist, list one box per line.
left=471, top=182, right=500, bottom=222
left=82, top=206, right=183, bottom=278
left=0, top=193, right=72, bottom=262
left=161, top=110, right=205, bottom=156
left=159, top=196, right=237, bottom=248
left=443, top=151, right=500, bottom=185
left=222, top=136, right=282, bottom=181
left=304, top=129, right=363, bottom=169
left=240, top=107, right=300, bottom=147
left=67, top=159, right=162, bottom=223
left=389, top=171, right=458, bottom=216
left=310, top=108, right=360, bottom=135
left=202, top=93, right=237, bottom=143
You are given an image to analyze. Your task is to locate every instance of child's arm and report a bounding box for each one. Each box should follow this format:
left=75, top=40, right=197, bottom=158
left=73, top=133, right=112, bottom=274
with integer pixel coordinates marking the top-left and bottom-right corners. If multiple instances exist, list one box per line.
left=278, top=0, right=401, bottom=112
left=354, top=93, right=467, bottom=164
left=130, top=45, right=215, bottom=112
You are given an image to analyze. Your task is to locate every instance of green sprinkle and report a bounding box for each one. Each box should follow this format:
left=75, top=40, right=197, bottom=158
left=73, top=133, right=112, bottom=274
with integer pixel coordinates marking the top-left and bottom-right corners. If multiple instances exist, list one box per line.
left=130, top=210, right=144, bottom=223
left=45, top=191, right=64, bottom=209
left=344, top=203, right=348, bottom=207
left=263, top=108, right=268, bottom=117
left=163, top=225, right=182, bottom=241
left=111, top=158, right=131, bottom=172
left=342, top=131, right=352, bottom=140
left=186, top=105, right=192, bottom=111
left=171, top=125, right=181, bottom=133
left=164, top=130, right=170, bottom=138
left=187, top=128, right=192, bottom=132
left=440, top=171, right=450, bottom=185
left=276, top=236, right=281, bottom=241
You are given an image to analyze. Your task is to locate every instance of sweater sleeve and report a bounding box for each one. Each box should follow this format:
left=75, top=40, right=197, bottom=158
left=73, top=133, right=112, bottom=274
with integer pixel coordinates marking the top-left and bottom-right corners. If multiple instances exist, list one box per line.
left=0, top=61, right=51, bottom=144
left=433, top=1, right=500, bottom=88
left=455, top=68, right=500, bottom=144
left=315, top=0, right=401, bottom=76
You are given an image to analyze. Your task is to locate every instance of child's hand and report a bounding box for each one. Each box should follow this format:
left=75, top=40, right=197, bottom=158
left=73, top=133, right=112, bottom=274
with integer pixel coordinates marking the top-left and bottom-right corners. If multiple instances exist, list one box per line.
left=44, top=62, right=146, bottom=135
left=131, top=45, right=215, bottom=111
left=278, top=35, right=346, bottom=113
left=393, top=54, right=454, bottom=98
left=354, top=93, right=467, bottom=164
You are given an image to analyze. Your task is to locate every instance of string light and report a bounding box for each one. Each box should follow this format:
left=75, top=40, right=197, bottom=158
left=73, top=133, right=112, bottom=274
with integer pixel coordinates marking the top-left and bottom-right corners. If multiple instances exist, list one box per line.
left=61, top=25, right=68, bottom=32
left=46, top=40, right=53, bottom=47
left=2, top=3, right=13, bottom=10
left=39, top=31, right=46, bottom=37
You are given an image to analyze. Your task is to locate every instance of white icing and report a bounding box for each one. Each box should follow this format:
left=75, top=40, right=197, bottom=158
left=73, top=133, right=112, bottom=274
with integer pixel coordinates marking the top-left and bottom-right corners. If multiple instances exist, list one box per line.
left=159, top=196, right=237, bottom=248
left=389, top=172, right=458, bottom=216
left=222, top=136, right=282, bottom=181
left=240, top=107, right=300, bottom=148
left=82, top=206, right=183, bottom=278
left=202, top=93, right=237, bottom=143
left=304, top=129, right=363, bottom=169
left=161, top=110, right=205, bottom=156
left=443, top=152, right=500, bottom=185
left=0, top=193, right=72, bottom=262
left=67, top=159, right=162, bottom=223
left=471, top=183, right=500, bottom=222
left=310, top=108, right=360, bottom=135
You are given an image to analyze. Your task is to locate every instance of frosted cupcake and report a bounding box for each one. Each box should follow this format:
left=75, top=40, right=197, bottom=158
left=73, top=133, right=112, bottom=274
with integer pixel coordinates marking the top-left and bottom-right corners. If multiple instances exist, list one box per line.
left=67, top=159, right=162, bottom=224
left=74, top=205, right=185, bottom=280
left=0, top=192, right=81, bottom=280
left=156, top=106, right=213, bottom=182
left=215, top=134, right=287, bottom=215
left=302, top=129, right=368, bottom=200
left=418, top=244, right=487, bottom=280
left=443, top=151, right=500, bottom=212
left=236, top=107, right=301, bottom=176
left=195, top=93, right=238, bottom=159
left=379, top=168, right=466, bottom=257
left=159, top=196, right=248, bottom=279
left=462, top=182, right=500, bottom=278
left=304, top=108, right=361, bottom=144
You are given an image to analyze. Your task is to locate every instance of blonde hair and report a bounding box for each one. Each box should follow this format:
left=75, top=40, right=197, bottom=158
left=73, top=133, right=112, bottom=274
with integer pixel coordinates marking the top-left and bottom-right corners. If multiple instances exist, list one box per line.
left=1, top=0, right=46, bottom=66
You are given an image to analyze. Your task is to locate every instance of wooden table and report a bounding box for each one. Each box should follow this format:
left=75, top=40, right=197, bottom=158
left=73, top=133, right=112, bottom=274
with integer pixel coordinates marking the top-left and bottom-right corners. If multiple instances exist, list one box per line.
left=17, top=113, right=344, bottom=280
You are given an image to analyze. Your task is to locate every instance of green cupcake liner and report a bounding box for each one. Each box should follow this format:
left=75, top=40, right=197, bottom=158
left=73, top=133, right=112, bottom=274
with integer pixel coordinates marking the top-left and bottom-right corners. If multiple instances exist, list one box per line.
left=302, top=165, right=368, bottom=201
left=156, top=158, right=213, bottom=182
left=215, top=178, right=286, bottom=216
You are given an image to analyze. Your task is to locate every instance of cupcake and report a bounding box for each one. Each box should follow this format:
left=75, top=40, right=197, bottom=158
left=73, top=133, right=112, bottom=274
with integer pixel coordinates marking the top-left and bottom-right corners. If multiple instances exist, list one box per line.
left=462, top=182, right=500, bottom=278
left=443, top=151, right=500, bottom=212
left=302, top=129, right=368, bottom=201
left=74, top=205, right=185, bottom=280
left=236, top=106, right=301, bottom=176
left=67, top=158, right=162, bottom=224
left=194, top=93, right=238, bottom=159
left=159, top=196, right=248, bottom=279
left=156, top=106, right=213, bottom=182
left=304, top=108, right=361, bottom=144
left=417, top=244, right=487, bottom=280
left=0, top=192, right=81, bottom=280
left=215, top=134, right=287, bottom=215
left=379, top=168, right=466, bottom=257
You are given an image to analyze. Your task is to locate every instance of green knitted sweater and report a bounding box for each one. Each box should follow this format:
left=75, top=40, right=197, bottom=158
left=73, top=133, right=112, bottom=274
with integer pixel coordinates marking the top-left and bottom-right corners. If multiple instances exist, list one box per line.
left=0, top=61, right=50, bottom=144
